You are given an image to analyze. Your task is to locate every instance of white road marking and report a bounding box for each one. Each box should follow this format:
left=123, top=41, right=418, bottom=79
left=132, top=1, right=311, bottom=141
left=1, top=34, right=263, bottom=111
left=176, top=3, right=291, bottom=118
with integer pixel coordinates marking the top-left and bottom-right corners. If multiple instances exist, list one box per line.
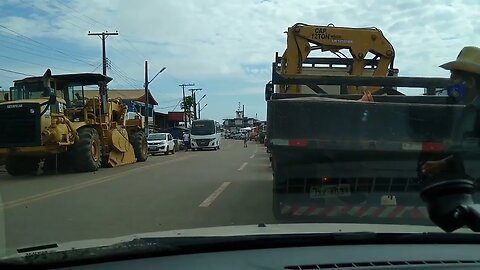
left=249, top=154, right=255, bottom=159
left=199, top=182, right=231, bottom=207
left=237, top=162, right=248, bottom=171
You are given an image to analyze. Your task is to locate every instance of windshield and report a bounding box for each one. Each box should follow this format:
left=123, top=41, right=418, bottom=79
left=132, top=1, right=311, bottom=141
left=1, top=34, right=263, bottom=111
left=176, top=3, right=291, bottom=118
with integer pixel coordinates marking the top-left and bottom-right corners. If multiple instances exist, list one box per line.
left=1, top=0, right=480, bottom=263
left=10, top=82, right=49, bottom=100
left=148, top=133, right=166, bottom=140
left=191, top=120, right=215, bottom=135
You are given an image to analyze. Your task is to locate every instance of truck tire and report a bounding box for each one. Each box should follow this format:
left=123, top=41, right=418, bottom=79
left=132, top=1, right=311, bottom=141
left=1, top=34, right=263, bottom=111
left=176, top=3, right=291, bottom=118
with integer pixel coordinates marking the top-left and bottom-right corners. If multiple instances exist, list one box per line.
left=130, top=131, right=148, bottom=162
left=6, top=156, right=39, bottom=176
left=72, top=128, right=101, bottom=172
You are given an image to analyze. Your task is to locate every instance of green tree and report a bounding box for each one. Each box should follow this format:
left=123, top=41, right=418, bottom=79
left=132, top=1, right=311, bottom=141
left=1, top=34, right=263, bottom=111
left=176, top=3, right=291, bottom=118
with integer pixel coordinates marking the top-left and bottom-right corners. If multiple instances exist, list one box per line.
left=180, top=96, right=195, bottom=119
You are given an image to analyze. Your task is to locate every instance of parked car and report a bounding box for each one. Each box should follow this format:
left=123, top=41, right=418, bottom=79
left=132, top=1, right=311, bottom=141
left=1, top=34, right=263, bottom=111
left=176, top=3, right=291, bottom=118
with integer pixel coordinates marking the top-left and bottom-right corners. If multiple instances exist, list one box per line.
left=233, top=133, right=244, bottom=140
left=147, top=133, right=176, bottom=155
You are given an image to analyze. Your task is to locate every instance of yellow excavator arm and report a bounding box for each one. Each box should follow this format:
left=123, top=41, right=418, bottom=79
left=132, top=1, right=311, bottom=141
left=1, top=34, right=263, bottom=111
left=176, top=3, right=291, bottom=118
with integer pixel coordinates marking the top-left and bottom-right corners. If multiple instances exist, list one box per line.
left=281, top=23, right=395, bottom=94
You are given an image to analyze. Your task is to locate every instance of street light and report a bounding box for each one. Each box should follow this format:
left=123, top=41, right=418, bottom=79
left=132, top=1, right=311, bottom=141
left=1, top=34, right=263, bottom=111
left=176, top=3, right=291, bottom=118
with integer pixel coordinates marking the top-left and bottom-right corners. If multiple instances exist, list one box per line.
left=144, top=64, right=166, bottom=134
left=196, top=94, right=206, bottom=119
left=198, top=103, right=207, bottom=119
left=196, top=94, right=206, bottom=104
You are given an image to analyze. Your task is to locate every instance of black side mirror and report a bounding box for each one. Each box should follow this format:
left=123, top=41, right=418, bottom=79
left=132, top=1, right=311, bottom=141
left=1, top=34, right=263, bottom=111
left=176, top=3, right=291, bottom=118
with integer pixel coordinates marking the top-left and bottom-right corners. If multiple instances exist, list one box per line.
left=265, top=82, right=274, bottom=101
left=420, top=179, right=480, bottom=232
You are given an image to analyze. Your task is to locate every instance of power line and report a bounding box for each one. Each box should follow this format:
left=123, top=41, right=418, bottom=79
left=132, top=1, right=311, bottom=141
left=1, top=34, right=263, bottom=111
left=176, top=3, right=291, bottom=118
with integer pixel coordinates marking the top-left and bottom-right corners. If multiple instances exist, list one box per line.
left=108, top=68, right=140, bottom=89
left=0, top=31, right=93, bottom=62
left=0, top=38, right=96, bottom=67
left=38, top=1, right=146, bottom=72
left=88, top=30, right=118, bottom=75
left=0, top=54, right=75, bottom=72
left=39, top=1, right=146, bottom=72
left=0, top=73, right=18, bottom=80
left=120, top=35, right=149, bottom=60
left=53, top=0, right=112, bottom=29
left=158, top=97, right=183, bottom=104
left=109, top=65, right=141, bottom=87
left=172, top=99, right=182, bottom=111
left=109, top=61, right=142, bottom=83
left=0, top=24, right=96, bottom=67
left=90, top=62, right=102, bottom=72
left=157, top=104, right=179, bottom=110
left=0, top=67, right=33, bottom=76
left=108, top=44, right=144, bottom=69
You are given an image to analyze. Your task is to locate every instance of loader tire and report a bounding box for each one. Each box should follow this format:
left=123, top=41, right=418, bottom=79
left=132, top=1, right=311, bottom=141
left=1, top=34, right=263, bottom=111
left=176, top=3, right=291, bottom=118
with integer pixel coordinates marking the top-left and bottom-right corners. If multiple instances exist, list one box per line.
left=72, top=128, right=101, bottom=172
left=131, top=131, right=148, bottom=162
left=6, top=156, right=39, bottom=176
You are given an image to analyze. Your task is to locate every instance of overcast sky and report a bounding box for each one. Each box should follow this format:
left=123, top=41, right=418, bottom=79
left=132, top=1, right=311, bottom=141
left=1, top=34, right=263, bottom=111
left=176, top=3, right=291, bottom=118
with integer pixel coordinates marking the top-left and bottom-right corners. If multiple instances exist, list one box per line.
left=0, top=0, right=479, bottom=121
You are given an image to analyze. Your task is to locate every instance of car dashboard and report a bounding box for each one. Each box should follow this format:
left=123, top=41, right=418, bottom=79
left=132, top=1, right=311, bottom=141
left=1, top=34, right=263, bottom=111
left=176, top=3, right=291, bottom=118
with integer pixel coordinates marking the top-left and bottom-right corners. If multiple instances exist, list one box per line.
left=64, top=243, right=480, bottom=270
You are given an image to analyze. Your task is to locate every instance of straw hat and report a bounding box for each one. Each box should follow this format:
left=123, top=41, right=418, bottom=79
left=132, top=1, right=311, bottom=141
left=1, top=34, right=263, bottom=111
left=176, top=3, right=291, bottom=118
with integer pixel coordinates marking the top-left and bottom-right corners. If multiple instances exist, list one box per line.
left=440, top=46, right=480, bottom=75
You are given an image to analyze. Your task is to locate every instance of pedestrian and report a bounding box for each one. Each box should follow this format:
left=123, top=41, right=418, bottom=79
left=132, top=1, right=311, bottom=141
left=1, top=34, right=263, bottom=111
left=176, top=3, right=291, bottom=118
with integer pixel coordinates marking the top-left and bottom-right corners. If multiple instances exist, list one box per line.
left=183, top=132, right=190, bottom=151
left=243, top=132, right=248, bottom=148
left=421, top=46, right=480, bottom=179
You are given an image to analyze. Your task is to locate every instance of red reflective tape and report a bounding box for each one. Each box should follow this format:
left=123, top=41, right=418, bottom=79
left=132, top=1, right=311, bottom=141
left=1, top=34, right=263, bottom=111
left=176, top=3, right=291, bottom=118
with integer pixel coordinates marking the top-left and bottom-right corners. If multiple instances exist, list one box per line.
left=411, top=207, right=424, bottom=219
left=321, top=206, right=337, bottom=217
left=371, top=207, right=386, bottom=217
left=280, top=205, right=292, bottom=215
left=288, top=205, right=300, bottom=215
left=303, top=206, right=317, bottom=216
left=388, top=206, right=404, bottom=218
left=288, top=139, right=307, bottom=147
left=340, top=205, right=352, bottom=215
left=354, top=205, right=370, bottom=217
left=422, top=143, right=444, bottom=152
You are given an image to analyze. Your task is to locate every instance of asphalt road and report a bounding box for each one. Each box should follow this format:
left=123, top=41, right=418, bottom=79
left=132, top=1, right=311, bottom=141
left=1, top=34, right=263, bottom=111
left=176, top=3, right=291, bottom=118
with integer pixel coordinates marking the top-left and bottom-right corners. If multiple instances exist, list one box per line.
left=0, top=139, right=274, bottom=251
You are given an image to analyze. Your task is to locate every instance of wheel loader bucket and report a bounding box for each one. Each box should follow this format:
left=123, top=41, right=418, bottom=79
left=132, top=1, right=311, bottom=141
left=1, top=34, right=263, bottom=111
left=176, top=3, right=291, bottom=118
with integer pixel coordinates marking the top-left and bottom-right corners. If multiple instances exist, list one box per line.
left=108, top=129, right=137, bottom=167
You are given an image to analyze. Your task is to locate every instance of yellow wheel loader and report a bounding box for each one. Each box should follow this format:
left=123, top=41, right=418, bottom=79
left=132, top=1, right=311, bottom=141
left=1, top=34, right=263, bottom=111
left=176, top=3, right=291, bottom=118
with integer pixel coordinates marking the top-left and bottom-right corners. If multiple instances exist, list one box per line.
left=0, top=69, right=148, bottom=176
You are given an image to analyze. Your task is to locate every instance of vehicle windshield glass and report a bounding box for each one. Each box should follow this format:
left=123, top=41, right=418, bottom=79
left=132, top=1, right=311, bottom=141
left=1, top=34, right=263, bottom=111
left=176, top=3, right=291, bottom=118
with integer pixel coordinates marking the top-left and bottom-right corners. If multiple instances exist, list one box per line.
left=65, top=85, right=86, bottom=107
left=1, top=0, right=480, bottom=263
left=148, top=134, right=166, bottom=140
left=191, top=120, right=215, bottom=135
left=10, top=82, right=48, bottom=100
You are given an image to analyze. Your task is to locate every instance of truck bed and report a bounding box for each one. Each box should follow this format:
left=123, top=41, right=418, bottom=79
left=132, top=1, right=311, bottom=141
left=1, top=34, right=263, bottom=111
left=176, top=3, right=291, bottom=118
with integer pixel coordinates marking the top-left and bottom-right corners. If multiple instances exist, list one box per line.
left=267, top=94, right=480, bottom=223
left=268, top=94, right=464, bottom=142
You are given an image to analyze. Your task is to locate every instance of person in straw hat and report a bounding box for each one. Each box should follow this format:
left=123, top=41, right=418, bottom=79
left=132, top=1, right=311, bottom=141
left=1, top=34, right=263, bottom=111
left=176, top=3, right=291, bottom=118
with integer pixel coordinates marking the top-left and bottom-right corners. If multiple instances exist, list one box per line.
left=421, top=46, right=480, bottom=178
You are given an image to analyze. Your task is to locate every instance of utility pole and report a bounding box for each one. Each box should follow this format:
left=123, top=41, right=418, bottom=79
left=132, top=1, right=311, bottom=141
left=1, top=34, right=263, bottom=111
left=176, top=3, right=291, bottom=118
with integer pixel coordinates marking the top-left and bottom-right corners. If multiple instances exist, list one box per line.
left=189, top=88, right=202, bottom=120
left=198, top=101, right=201, bottom=119
left=88, top=31, right=118, bottom=76
left=179, top=83, right=195, bottom=126
left=144, top=61, right=149, bottom=134
left=144, top=63, right=166, bottom=134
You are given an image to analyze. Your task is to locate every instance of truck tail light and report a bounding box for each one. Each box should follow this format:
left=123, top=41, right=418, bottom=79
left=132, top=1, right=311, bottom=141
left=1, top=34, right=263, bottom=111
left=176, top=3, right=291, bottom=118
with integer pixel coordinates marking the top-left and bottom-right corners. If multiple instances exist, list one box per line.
left=288, top=139, right=307, bottom=147
left=422, top=143, right=444, bottom=152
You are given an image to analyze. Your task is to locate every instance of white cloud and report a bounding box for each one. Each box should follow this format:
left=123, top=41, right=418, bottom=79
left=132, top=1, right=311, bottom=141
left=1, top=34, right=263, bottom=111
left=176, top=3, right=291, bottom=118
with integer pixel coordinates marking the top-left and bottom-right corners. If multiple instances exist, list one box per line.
left=2, top=0, right=480, bottom=119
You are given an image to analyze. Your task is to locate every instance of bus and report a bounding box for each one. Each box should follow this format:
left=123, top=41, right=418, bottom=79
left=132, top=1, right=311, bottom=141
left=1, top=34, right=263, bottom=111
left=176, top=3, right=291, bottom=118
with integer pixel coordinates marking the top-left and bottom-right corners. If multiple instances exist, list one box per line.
left=190, top=119, right=222, bottom=150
